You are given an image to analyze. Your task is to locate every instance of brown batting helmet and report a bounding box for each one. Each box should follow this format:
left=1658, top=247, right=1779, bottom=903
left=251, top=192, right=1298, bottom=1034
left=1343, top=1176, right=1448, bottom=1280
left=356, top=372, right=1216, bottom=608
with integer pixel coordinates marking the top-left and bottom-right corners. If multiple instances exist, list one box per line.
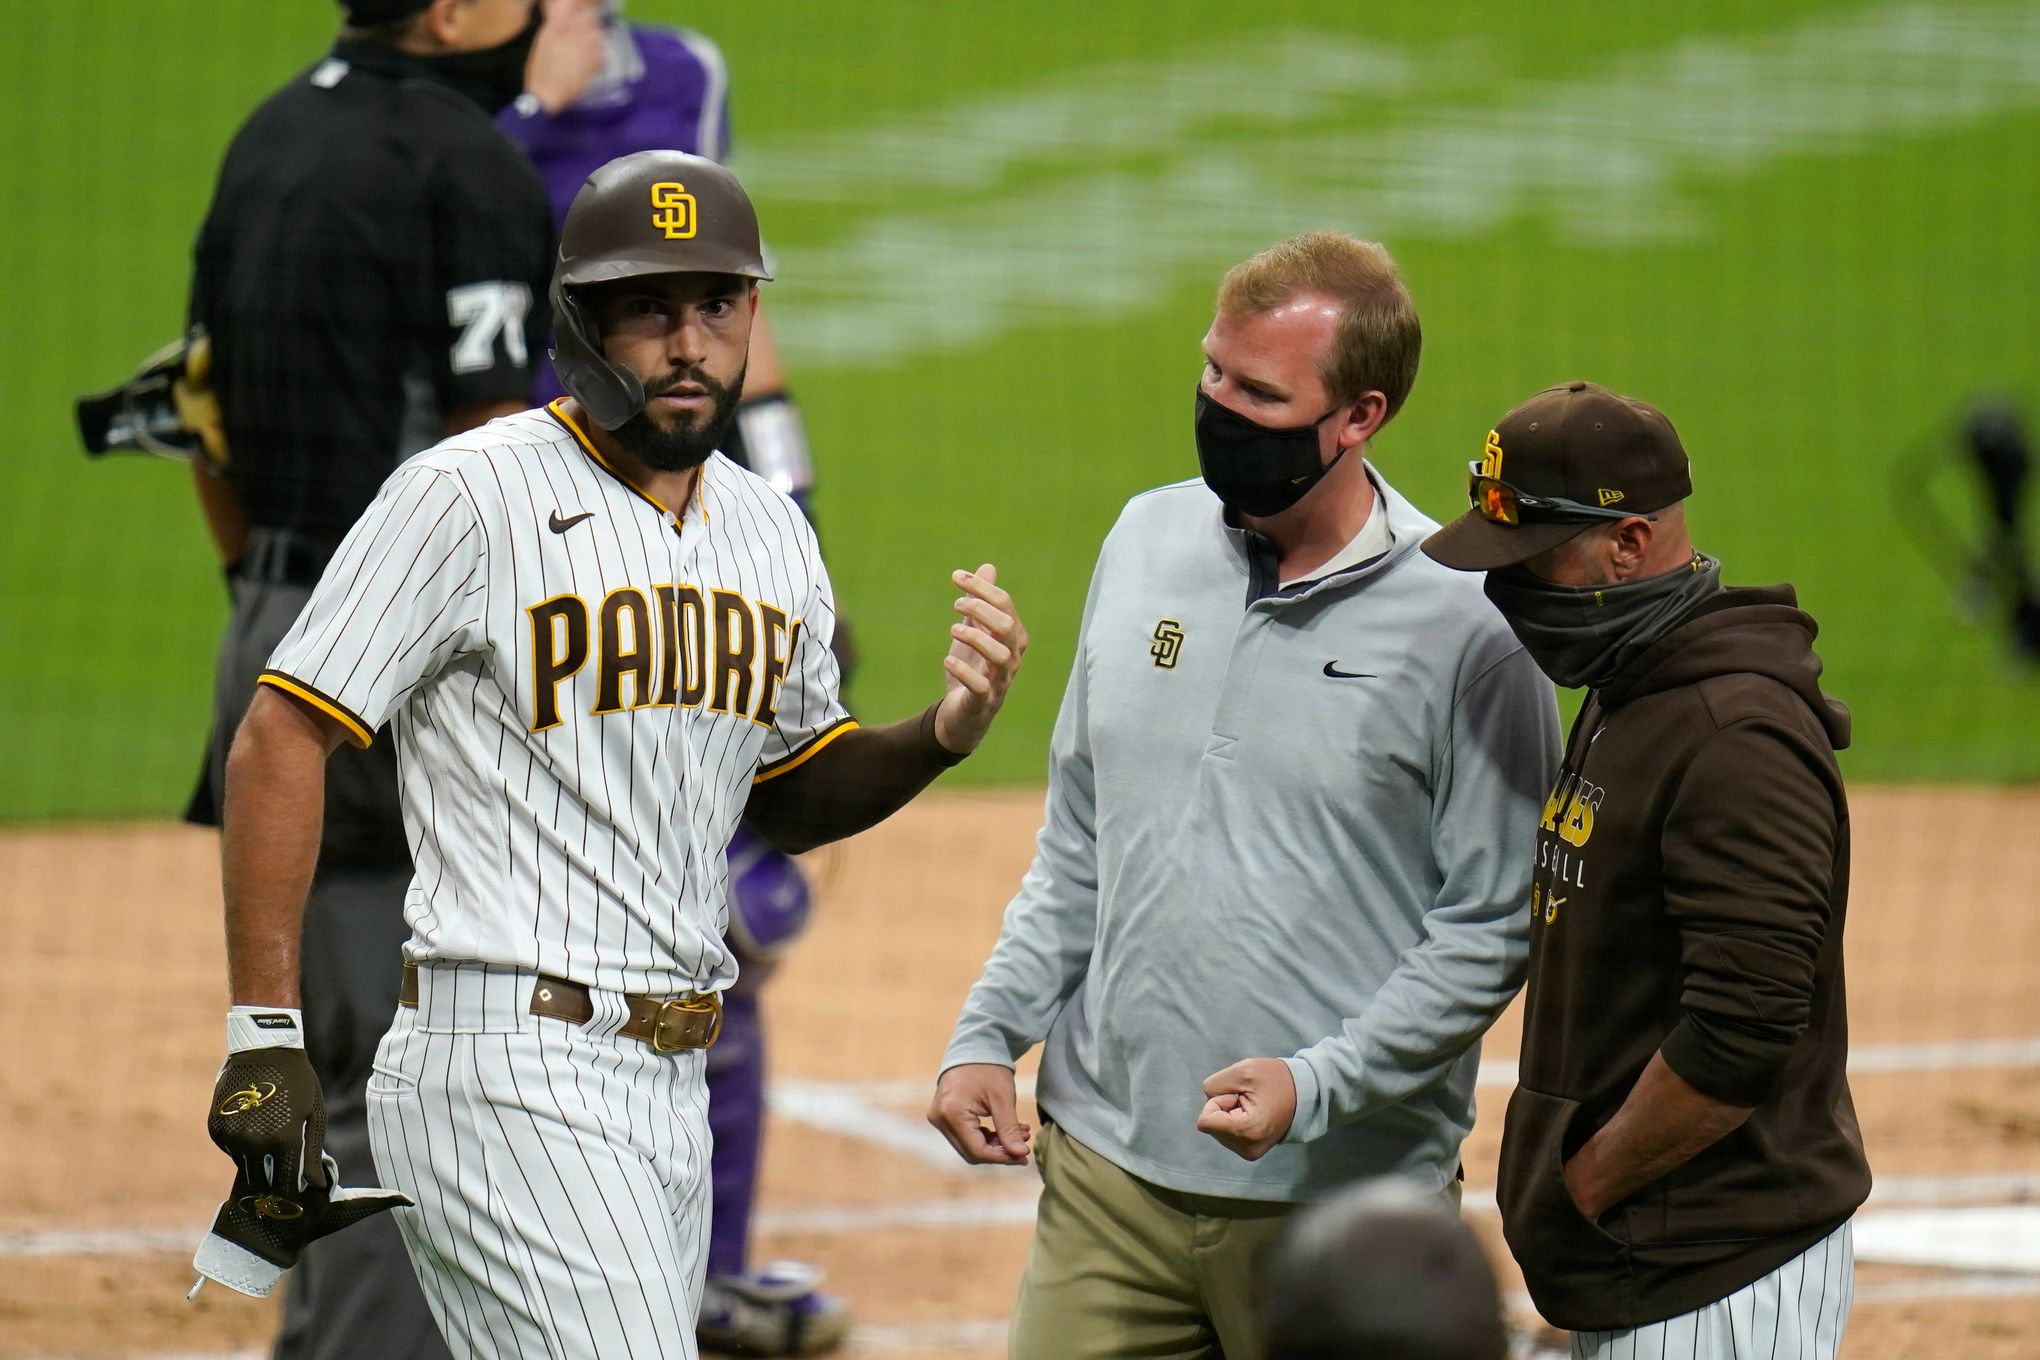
left=549, top=150, right=773, bottom=430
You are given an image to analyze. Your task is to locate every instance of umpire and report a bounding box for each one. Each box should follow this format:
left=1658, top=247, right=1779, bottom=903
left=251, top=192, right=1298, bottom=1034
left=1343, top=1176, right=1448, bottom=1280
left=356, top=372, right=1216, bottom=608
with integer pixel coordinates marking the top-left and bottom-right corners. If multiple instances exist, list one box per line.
left=184, top=1, right=552, bottom=1356
left=1423, top=383, right=1871, bottom=1358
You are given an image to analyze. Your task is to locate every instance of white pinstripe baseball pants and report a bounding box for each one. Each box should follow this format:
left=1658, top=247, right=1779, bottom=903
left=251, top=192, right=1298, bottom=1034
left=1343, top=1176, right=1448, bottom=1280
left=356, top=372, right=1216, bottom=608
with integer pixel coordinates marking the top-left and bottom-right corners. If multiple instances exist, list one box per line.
left=367, top=962, right=712, bottom=1360
left=1570, top=1221, right=1854, bottom=1360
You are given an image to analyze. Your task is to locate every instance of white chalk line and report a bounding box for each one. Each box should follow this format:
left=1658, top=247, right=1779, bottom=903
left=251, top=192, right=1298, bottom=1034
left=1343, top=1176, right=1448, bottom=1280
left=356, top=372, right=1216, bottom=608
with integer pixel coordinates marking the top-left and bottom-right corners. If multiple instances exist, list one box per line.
left=1473, top=1033, right=2040, bottom=1089
left=783, top=1032, right=2040, bottom=1109
left=12, top=1168, right=2036, bottom=1261
left=16, top=1032, right=2027, bottom=1258
left=1856, top=1272, right=2040, bottom=1303
left=1855, top=1204, right=2040, bottom=1272
left=9, top=1031, right=2032, bottom=1257
left=773, top=1033, right=2040, bottom=1174
left=756, top=1194, right=1041, bottom=1235
left=845, top=1319, right=1011, bottom=1354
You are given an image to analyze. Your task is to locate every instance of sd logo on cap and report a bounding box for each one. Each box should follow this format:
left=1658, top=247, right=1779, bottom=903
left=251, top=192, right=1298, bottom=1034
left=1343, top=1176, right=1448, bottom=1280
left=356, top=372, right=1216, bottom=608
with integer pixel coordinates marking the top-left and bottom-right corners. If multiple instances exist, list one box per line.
left=1423, top=381, right=1692, bottom=572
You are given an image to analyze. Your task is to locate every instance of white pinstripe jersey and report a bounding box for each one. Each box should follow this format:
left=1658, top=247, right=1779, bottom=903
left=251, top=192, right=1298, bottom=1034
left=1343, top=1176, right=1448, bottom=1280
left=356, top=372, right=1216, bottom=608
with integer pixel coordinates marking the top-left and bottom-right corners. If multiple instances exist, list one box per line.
left=262, top=401, right=852, bottom=995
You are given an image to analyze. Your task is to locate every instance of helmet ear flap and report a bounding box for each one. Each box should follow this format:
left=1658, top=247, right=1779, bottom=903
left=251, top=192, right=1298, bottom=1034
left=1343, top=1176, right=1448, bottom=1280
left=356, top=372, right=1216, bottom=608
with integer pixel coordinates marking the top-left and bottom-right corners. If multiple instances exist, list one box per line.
left=547, top=278, right=646, bottom=431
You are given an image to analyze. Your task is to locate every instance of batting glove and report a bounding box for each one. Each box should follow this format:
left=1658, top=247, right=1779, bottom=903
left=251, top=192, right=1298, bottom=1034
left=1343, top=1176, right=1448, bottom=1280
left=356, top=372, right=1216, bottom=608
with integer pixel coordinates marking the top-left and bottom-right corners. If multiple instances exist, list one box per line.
left=190, top=1007, right=411, bottom=1298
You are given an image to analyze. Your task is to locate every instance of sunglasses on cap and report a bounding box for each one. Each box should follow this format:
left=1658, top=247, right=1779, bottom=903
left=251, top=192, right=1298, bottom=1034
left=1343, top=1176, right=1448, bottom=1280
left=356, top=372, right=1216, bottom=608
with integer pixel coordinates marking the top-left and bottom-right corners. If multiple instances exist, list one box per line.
left=1466, top=461, right=1656, bottom=527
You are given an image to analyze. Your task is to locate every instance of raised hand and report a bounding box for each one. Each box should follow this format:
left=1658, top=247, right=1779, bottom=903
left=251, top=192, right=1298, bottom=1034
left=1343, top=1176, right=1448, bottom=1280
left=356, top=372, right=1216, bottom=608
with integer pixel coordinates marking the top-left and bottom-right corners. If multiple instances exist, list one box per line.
left=524, top=0, right=608, bottom=115
left=933, top=563, right=1028, bottom=757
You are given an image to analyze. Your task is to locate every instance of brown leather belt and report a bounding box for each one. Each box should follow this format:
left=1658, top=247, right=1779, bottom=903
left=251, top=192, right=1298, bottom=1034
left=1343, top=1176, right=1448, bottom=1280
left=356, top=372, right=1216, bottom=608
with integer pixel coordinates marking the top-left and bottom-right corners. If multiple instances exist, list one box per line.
left=398, top=960, right=721, bottom=1052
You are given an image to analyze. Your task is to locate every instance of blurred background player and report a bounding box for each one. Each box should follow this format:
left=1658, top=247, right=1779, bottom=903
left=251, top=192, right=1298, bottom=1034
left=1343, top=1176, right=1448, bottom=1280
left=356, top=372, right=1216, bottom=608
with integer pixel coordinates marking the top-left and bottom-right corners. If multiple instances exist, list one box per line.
left=1260, top=1179, right=1509, bottom=1360
left=181, top=1, right=555, bottom=1356
left=498, top=4, right=851, bottom=1352
left=1893, top=397, right=2040, bottom=662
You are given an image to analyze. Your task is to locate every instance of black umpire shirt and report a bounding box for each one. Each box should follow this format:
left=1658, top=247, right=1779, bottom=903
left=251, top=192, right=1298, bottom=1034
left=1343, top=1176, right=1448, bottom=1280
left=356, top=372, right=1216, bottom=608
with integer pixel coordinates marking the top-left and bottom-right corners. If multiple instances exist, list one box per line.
left=190, top=39, right=553, bottom=552
left=184, top=39, right=551, bottom=849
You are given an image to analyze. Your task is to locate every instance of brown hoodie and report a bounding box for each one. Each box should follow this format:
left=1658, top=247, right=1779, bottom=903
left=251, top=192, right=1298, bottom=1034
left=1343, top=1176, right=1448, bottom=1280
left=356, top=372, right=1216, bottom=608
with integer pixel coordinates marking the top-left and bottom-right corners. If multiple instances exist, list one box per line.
left=1496, top=585, right=1871, bottom=1331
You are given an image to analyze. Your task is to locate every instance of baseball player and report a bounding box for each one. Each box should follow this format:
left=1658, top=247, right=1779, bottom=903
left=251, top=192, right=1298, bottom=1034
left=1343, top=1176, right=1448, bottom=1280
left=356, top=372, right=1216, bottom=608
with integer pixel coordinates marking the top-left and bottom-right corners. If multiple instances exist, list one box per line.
left=499, top=10, right=857, bottom=1347
left=193, top=150, right=1029, bottom=1360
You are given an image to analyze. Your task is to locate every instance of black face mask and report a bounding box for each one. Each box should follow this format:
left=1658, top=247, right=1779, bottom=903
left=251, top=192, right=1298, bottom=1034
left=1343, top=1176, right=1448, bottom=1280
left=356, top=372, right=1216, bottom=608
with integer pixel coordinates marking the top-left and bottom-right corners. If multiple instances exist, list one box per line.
left=426, top=9, right=542, bottom=115
left=1194, top=388, right=1347, bottom=518
left=1482, top=554, right=1723, bottom=690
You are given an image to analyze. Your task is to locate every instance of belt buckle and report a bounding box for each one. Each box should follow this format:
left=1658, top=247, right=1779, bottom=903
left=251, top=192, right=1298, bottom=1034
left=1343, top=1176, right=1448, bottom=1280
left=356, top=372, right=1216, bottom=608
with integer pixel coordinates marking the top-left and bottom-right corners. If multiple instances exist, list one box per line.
left=651, top=994, right=722, bottom=1052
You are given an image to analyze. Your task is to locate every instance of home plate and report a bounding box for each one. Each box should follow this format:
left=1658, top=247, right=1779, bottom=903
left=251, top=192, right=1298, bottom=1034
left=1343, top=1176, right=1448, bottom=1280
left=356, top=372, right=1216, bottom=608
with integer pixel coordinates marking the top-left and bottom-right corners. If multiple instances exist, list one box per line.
left=1853, top=1206, right=2040, bottom=1272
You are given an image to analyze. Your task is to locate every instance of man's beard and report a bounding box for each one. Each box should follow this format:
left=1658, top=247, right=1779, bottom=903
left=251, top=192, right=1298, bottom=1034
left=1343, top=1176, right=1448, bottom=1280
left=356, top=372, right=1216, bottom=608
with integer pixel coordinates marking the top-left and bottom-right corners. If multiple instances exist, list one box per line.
left=611, top=362, right=746, bottom=473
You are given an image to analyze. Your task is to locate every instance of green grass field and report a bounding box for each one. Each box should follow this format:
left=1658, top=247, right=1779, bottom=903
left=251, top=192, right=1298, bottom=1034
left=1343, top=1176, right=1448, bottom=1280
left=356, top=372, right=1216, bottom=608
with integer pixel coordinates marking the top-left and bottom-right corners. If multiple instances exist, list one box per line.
left=3, top=0, right=2037, bottom=821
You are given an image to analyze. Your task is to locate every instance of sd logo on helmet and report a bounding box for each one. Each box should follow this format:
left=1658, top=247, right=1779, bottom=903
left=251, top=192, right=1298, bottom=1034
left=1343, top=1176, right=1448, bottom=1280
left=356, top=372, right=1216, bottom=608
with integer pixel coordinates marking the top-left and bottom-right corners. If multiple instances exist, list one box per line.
left=550, top=151, right=773, bottom=431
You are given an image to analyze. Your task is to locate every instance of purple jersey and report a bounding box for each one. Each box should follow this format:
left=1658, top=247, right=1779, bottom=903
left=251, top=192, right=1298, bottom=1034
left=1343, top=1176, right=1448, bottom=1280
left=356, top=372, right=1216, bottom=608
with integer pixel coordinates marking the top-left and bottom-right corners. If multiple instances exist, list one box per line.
left=500, top=23, right=731, bottom=400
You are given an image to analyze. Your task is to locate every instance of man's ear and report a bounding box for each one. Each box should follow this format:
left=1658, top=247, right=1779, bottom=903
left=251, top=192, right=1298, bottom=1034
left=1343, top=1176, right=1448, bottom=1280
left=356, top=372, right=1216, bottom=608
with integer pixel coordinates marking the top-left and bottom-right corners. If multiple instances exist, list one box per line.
left=419, top=0, right=468, bottom=49
left=1607, top=516, right=1658, bottom=580
left=1337, top=391, right=1389, bottom=451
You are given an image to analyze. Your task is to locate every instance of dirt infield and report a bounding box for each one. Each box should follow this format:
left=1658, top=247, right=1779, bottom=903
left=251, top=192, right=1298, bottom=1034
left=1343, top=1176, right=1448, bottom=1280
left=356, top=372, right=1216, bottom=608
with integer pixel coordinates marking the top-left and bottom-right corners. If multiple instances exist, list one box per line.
left=2, top=785, right=2036, bottom=1358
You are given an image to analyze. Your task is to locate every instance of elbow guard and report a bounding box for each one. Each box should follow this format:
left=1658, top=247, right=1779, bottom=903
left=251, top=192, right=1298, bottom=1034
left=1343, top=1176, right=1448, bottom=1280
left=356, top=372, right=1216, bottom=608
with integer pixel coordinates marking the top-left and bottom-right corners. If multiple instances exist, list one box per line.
left=725, top=824, right=813, bottom=965
left=728, top=392, right=814, bottom=499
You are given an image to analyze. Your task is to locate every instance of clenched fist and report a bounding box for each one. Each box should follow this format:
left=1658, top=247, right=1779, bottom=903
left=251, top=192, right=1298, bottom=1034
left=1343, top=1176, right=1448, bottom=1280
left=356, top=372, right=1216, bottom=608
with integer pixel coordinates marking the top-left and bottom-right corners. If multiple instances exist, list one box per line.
left=1195, top=1057, right=1298, bottom=1162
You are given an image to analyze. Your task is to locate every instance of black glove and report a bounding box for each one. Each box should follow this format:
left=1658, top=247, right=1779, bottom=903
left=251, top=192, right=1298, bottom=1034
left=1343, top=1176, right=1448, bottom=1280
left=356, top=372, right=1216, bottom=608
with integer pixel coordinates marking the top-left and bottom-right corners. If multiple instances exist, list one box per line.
left=74, top=327, right=227, bottom=464
left=190, top=1010, right=411, bottom=1298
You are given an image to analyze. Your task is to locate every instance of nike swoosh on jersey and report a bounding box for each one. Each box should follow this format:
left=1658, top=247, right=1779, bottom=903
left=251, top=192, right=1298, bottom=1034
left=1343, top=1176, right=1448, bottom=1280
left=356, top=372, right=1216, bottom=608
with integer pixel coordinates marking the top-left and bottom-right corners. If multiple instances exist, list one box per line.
left=1322, top=662, right=1377, bottom=679
left=549, top=509, right=596, bottom=533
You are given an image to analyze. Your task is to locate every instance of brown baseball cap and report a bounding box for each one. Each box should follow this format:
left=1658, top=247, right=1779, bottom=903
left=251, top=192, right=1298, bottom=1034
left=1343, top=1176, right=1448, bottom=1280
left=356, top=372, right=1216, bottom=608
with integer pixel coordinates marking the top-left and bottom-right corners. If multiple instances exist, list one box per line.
left=1421, top=381, right=1692, bottom=572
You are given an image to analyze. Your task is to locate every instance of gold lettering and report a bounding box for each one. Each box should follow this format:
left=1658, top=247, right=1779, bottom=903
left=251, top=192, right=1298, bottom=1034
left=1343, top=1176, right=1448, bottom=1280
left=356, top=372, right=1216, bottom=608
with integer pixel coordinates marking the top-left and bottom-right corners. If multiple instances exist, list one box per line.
left=755, top=605, right=793, bottom=726
left=676, top=585, right=708, bottom=707
left=653, top=585, right=681, bottom=706
left=710, top=589, right=756, bottom=716
left=527, top=595, right=590, bottom=731
left=594, top=588, right=655, bottom=714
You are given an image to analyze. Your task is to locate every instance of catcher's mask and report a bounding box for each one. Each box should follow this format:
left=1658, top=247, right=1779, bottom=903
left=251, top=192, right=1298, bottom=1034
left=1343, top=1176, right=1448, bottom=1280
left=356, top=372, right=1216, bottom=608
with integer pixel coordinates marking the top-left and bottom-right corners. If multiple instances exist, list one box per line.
left=550, top=150, right=772, bottom=430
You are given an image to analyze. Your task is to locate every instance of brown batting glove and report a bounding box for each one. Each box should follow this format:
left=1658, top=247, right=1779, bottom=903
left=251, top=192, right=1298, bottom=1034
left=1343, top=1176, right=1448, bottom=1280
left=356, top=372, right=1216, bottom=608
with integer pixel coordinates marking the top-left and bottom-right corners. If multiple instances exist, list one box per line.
left=191, top=1009, right=411, bottom=1298
left=206, top=1018, right=326, bottom=1192
left=191, top=1148, right=413, bottom=1298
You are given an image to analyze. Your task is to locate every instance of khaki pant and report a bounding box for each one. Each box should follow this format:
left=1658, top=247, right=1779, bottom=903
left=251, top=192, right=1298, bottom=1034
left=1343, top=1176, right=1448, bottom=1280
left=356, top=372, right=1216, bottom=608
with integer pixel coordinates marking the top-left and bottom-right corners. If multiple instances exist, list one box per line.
left=1009, top=1122, right=1300, bottom=1360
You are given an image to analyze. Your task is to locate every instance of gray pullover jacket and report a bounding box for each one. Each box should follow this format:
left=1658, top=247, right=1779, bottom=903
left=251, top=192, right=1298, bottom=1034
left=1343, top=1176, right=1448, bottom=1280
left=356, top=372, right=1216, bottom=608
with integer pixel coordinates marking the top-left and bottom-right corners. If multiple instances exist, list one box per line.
left=942, top=473, right=1559, bottom=1200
